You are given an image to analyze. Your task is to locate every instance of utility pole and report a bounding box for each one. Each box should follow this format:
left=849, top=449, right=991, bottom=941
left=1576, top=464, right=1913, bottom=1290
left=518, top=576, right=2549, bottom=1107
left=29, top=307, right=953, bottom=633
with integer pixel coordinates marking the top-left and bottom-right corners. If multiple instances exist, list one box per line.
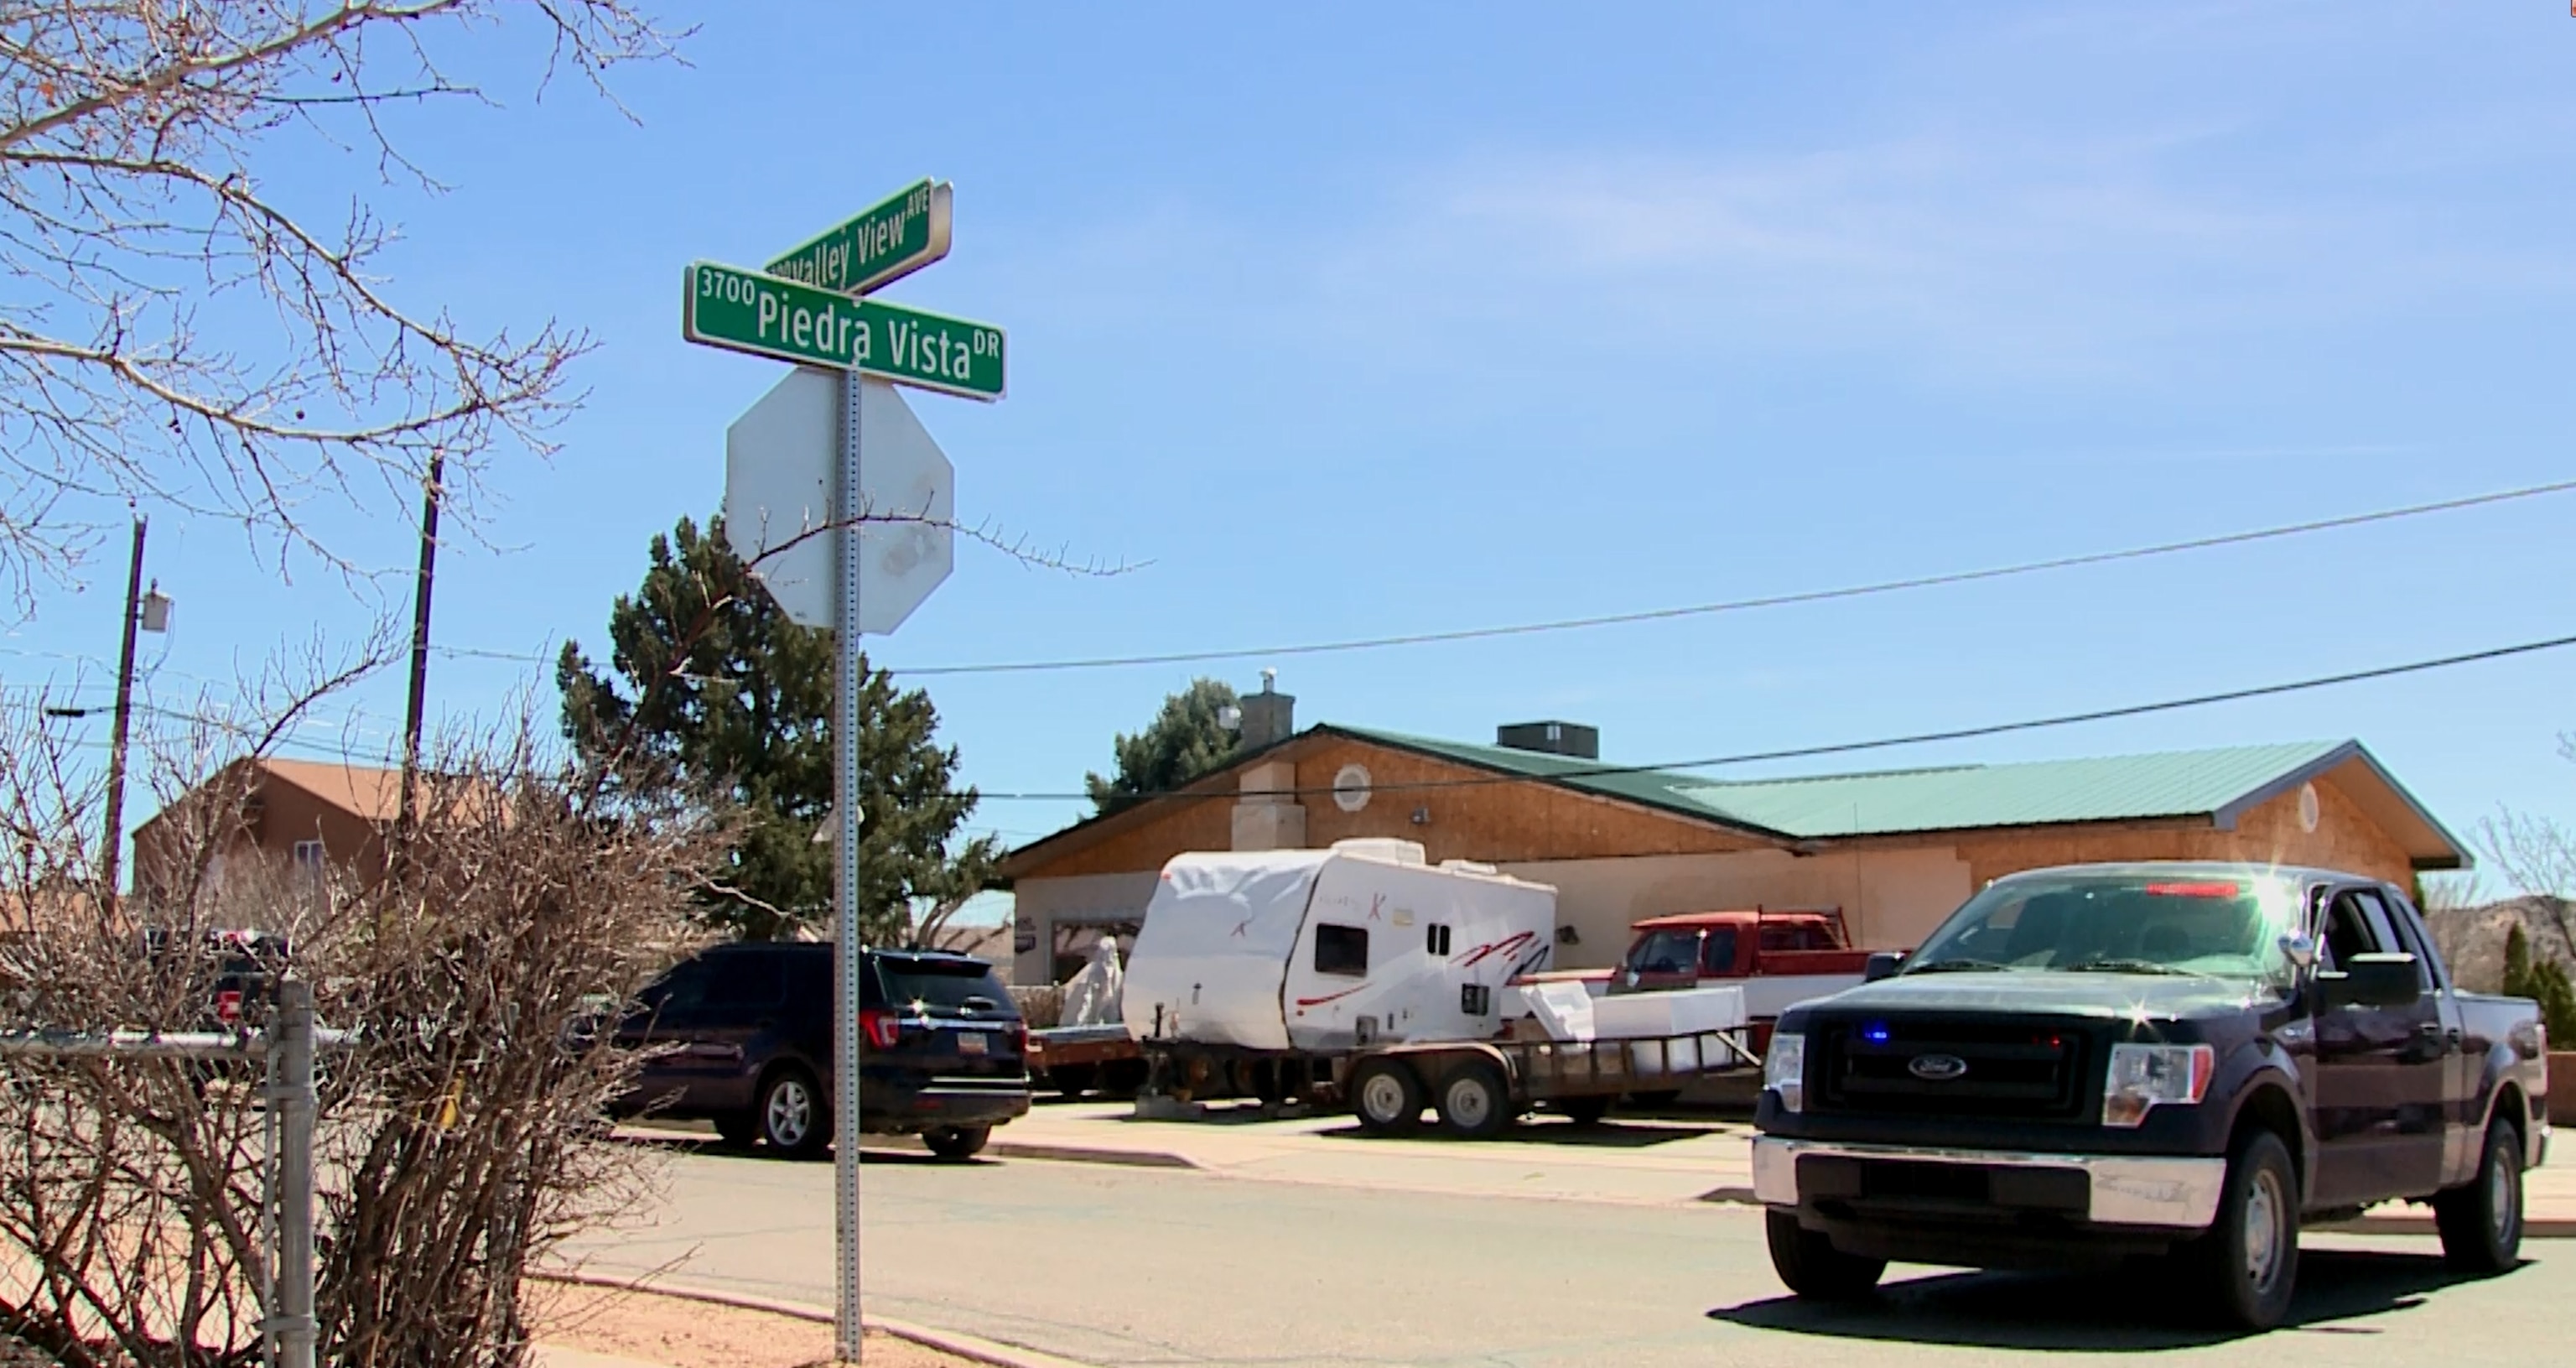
left=100, top=515, right=148, bottom=913
left=397, top=453, right=445, bottom=840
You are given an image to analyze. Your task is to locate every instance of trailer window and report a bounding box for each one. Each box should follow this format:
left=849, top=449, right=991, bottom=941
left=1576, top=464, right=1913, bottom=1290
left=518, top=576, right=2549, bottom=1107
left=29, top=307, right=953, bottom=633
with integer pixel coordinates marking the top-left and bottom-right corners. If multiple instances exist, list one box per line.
left=1426, top=923, right=1452, bottom=956
left=1315, top=924, right=1368, bottom=977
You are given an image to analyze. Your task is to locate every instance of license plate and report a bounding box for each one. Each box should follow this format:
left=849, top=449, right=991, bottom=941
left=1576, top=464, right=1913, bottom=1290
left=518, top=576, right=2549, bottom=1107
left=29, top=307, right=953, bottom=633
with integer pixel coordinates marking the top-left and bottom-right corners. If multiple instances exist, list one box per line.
left=956, top=1032, right=988, bottom=1056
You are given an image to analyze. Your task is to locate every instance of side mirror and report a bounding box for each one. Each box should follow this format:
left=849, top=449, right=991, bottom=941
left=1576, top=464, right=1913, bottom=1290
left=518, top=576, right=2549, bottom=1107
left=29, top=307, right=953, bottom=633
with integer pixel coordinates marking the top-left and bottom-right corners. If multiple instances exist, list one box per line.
left=1864, top=951, right=1907, bottom=983
left=2319, top=952, right=2422, bottom=1010
left=2280, top=934, right=2319, bottom=972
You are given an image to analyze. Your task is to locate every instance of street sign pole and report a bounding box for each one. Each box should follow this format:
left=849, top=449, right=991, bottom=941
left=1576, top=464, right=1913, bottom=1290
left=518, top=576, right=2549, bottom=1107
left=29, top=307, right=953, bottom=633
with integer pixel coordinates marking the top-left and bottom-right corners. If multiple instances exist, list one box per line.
left=834, top=363, right=866, bottom=1364
left=684, top=179, right=1000, bottom=1367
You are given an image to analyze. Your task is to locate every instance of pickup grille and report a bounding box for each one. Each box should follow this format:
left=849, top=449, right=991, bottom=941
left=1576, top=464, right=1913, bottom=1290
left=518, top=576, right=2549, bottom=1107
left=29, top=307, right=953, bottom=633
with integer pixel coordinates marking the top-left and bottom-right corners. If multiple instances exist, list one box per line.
left=1813, top=1016, right=2092, bottom=1121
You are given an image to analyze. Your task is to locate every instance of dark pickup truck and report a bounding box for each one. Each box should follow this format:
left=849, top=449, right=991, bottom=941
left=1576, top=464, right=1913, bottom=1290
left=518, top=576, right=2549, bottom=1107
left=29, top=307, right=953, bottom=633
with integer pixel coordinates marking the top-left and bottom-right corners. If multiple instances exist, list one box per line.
left=1754, top=861, right=2551, bottom=1329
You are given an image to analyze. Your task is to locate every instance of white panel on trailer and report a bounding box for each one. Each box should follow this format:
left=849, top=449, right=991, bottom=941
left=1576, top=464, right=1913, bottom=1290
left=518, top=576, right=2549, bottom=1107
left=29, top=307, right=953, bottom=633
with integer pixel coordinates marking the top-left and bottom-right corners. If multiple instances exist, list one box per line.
left=1123, top=840, right=1559, bottom=1056
left=1740, top=974, right=1866, bottom=1021
left=1283, top=850, right=1556, bottom=1052
left=1121, top=850, right=1326, bottom=1051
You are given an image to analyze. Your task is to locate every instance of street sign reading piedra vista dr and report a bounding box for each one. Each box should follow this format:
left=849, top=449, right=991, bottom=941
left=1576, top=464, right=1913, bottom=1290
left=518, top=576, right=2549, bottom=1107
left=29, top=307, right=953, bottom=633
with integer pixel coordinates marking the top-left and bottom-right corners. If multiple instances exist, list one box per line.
left=766, top=178, right=953, bottom=296
left=683, top=260, right=1005, bottom=401
left=684, top=179, right=997, bottom=1368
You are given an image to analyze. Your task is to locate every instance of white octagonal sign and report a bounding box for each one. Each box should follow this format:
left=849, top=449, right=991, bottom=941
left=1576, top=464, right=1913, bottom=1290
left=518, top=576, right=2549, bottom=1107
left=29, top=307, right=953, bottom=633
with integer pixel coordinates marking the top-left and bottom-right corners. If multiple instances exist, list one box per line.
left=724, top=369, right=955, bottom=634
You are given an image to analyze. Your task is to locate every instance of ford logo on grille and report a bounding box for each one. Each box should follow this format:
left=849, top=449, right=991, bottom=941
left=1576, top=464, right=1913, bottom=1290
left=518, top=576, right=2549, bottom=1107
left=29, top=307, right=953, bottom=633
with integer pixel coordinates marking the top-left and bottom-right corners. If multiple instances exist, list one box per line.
left=1908, top=1053, right=1970, bottom=1081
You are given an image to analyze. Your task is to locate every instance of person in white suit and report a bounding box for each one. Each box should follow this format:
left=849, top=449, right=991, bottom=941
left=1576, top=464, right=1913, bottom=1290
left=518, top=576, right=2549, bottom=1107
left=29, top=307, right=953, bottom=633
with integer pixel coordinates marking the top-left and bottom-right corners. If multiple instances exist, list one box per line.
left=1059, top=935, right=1125, bottom=1027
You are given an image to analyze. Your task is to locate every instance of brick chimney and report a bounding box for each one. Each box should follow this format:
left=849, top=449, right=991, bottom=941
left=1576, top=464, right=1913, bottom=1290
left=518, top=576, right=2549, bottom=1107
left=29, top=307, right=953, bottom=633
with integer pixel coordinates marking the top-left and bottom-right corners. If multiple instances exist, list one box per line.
left=1229, top=670, right=1303, bottom=850
left=1238, top=668, right=1295, bottom=750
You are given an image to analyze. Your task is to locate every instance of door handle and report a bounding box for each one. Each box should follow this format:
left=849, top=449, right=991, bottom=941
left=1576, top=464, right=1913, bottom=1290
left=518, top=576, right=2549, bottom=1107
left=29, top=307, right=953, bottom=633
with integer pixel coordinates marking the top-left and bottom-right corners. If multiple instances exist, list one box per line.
left=2414, top=1022, right=2461, bottom=1054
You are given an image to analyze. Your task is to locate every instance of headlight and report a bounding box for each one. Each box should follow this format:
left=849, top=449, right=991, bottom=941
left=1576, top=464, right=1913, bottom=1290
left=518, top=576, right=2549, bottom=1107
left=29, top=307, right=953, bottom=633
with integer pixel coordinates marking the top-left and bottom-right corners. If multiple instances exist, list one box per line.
left=2102, top=1043, right=2215, bottom=1127
left=1764, top=1032, right=1806, bottom=1113
left=2511, top=1019, right=2546, bottom=1061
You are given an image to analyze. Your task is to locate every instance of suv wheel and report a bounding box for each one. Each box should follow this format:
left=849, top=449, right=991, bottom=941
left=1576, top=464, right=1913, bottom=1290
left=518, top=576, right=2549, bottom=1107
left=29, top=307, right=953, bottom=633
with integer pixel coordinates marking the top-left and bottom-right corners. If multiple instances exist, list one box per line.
left=1764, top=1210, right=1885, bottom=1300
left=756, top=1068, right=828, bottom=1159
left=2184, top=1129, right=2300, bottom=1330
left=2434, top=1121, right=2525, bottom=1273
left=924, top=1125, right=991, bottom=1161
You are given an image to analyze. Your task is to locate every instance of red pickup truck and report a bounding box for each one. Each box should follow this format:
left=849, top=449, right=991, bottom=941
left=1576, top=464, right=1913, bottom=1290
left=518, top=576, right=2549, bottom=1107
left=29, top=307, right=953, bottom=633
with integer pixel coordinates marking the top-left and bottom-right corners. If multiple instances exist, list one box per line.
left=1517, top=908, right=1877, bottom=1058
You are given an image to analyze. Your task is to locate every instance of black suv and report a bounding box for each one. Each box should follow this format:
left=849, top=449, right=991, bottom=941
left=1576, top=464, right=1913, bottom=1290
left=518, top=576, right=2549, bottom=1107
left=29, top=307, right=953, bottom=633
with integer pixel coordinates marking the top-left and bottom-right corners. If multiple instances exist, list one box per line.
left=610, top=942, right=1031, bottom=1160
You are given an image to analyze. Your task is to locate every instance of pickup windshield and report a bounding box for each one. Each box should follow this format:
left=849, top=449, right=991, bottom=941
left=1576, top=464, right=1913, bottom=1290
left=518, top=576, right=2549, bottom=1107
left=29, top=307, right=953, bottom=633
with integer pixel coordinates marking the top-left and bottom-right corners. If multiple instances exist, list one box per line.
left=1904, top=872, right=2303, bottom=984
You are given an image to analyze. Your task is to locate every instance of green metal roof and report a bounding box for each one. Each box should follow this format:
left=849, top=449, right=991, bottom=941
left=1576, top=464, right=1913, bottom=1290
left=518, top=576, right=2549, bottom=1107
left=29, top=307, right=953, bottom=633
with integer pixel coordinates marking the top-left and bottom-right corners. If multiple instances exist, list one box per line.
left=1673, top=741, right=2354, bottom=839
left=1327, top=727, right=2379, bottom=841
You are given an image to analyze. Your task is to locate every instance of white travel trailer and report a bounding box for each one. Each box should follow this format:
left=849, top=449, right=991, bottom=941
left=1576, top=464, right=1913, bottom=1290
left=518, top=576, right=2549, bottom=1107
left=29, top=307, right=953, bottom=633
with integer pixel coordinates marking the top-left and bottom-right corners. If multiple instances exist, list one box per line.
left=1123, top=840, right=1558, bottom=1054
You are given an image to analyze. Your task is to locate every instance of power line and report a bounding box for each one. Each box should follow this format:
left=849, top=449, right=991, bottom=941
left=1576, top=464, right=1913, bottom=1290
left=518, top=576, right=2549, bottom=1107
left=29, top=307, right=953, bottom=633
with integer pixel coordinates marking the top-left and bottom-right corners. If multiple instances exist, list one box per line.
left=387, top=476, right=2573, bottom=675
left=966, top=627, right=2576, bottom=804
left=882, top=476, right=2576, bottom=677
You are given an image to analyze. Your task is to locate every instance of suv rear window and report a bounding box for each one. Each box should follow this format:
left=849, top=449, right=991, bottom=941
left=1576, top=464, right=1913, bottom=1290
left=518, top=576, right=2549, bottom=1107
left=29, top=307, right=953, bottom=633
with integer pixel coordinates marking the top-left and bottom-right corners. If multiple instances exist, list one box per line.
left=877, top=956, right=1011, bottom=1015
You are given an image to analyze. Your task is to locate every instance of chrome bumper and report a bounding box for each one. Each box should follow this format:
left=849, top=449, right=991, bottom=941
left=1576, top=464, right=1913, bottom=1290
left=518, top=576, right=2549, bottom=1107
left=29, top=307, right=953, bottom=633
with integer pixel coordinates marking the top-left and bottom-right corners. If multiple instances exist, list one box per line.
left=1751, top=1137, right=2227, bottom=1230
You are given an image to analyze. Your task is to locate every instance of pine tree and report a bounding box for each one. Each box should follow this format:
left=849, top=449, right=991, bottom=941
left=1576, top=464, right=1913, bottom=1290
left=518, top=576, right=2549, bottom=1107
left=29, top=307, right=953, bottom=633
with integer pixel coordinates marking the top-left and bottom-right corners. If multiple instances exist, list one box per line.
left=2501, top=922, right=2576, bottom=1046
left=1086, top=678, right=1243, bottom=813
left=558, top=513, right=997, bottom=942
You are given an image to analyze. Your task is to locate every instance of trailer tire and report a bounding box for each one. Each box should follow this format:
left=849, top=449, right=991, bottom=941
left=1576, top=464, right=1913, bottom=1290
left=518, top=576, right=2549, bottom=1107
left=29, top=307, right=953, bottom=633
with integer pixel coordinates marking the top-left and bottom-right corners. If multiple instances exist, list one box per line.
left=1349, top=1059, right=1425, bottom=1136
left=1436, top=1061, right=1514, bottom=1140
left=1555, top=1095, right=1613, bottom=1126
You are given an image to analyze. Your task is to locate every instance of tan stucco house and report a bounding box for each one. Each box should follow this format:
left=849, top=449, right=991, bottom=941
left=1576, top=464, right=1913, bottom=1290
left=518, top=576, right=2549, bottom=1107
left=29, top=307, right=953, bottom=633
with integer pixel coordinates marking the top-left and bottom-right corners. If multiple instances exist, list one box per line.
left=999, top=714, right=2470, bottom=986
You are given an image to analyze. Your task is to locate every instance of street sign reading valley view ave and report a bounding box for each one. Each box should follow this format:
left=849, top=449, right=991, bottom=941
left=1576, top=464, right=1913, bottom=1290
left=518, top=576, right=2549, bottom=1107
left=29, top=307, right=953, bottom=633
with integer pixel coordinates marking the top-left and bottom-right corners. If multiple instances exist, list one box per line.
left=684, top=261, right=1005, bottom=400
left=766, top=178, right=953, bottom=295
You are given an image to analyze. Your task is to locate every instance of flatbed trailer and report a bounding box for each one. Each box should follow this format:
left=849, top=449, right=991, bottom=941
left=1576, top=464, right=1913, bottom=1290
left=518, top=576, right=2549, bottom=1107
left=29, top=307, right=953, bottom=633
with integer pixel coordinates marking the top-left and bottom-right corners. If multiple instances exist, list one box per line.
left=1338, top=1025, right=1760, bottom=1138
left=1025, top=1023, right=1147, bottom=1098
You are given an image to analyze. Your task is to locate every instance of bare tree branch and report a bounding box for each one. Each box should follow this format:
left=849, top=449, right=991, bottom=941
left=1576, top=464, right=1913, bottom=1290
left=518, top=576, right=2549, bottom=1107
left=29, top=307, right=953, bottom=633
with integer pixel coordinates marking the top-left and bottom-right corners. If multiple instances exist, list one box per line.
left=0, top=0, right=688, bottom=602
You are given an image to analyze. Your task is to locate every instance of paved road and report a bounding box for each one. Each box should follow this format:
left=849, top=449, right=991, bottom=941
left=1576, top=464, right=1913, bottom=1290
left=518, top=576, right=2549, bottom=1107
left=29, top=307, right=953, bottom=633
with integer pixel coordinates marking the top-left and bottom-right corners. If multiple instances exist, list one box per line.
left=565, top=1142, right=2568, bottom=1368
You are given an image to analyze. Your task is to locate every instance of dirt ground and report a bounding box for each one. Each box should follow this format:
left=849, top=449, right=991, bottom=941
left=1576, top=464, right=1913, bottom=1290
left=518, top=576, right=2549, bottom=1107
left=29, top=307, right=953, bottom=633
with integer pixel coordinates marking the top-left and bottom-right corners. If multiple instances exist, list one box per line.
left=528, top=1278, right=989, bottom=1368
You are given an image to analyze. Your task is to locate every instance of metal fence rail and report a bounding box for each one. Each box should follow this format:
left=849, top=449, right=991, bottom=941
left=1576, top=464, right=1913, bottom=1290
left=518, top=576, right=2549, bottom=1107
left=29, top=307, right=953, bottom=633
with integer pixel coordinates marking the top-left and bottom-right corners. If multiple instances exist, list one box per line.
left=0, top=980, right=324, bottom=1368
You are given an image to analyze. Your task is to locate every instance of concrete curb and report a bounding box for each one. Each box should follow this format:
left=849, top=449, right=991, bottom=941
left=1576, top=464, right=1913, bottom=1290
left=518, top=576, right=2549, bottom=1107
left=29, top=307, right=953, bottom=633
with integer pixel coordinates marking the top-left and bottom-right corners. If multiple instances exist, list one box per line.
left=530, top=1268, right=1109, bottom=1368
left=990, top=1141, right=1197, bottom=1170
left=855, top=1137, right=1199, bottom=1171
left=1690, top=1189, right=2576, bottom=1239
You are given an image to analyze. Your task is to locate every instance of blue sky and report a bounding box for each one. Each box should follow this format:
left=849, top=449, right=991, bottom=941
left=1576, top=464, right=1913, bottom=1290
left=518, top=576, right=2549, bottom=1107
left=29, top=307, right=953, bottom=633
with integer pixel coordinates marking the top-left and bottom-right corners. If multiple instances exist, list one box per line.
left=10, top=1, right=2576, bottom=893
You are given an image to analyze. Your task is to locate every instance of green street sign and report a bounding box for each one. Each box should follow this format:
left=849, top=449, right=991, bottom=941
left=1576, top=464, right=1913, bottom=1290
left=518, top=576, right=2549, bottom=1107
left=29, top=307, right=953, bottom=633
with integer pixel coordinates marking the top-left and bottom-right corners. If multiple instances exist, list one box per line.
left=766, top=179, right=954, bottom=297
left=683, top=261, right=1005, bottom=401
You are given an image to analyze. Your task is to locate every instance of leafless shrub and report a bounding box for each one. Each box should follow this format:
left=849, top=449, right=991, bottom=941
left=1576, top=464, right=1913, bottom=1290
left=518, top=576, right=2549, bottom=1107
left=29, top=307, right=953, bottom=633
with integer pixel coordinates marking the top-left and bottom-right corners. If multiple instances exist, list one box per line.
left=0, top=677, right=715, bottom=1366
left=1008, top=986, right=1062, bottom=1031
left=2474, top=732, right=2576, bottom=963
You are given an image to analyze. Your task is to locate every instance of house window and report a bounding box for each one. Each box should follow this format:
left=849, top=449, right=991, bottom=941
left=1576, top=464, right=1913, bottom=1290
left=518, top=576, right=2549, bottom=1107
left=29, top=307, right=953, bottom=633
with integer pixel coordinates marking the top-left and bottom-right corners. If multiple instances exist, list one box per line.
left=1314, top=924, right=1368, bottom=977
left=292, top=840, right=325, bottom=867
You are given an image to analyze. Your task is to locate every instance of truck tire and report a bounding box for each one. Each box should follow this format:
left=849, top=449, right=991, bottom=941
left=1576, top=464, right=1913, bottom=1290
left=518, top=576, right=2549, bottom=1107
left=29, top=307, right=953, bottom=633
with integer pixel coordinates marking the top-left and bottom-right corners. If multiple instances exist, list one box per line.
left=1048, top=1064, right=1100, bottom=1100
left=1349, top=1058, right=1425, bottom=1136
left=2183, top=1129, right=2299, bottom=1330
left=756, top=1067, right=829, bottom=1160
left=1764, top=1210, right=1884, bottom=1301
left=923, top=1125, right=991, bottom=1161
left=1436, top=1061, right=1514, bottom=1140
left=2434, top=1120, right=2525, bottom=1273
